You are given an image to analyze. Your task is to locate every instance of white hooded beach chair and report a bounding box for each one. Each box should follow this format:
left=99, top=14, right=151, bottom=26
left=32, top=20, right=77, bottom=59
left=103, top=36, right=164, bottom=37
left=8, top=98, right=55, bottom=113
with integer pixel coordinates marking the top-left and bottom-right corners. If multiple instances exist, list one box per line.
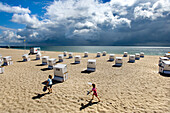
left=164, top=53, right=170, bottom=59
left=87, top=59, right=96, bottom=72
left=58, top=54, right=64, bottom=62
left=0, top=66, right=4, bottom=74
left=123, top=52, right=128, bottom=57
left=69, top=52, right=73, bottom=58
left=129, top=55, right=135, bottom=63
left=96, top=52, right=101, bottom=57
left=42, top=56, right=49, bottom=65
left=22, top=54, right=30, bottom=62
left=115, top=57, right=123, bottom=66
left=135, top=53, right=140, bottom=60
left=103, top=51, right=107, bottom=56
left=84, top=52, right=88, bottom=57
left=53, top=64, right=68, bottom=82
left=159, top=61, right=170, bottom=74
left=3, top=56, right=13, bottom=66
left=109, top=54, right=115, bottom=61
left=159, top=57, right=169, bottom=66
left=63, top=51, right=67, bottom=57
left=36, top=52, right=41, bottom=60
left=140, top=52, right=144, bottom=58
left=48, top=58, right=56, bottom=69
left=75, top=55, right=81, bottom=64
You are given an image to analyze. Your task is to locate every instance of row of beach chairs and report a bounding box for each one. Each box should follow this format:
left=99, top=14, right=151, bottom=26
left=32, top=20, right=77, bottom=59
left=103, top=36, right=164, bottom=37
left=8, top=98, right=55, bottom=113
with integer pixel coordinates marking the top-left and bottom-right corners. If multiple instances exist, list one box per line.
left=3, top=50, right=169, bottom=81
left=20, top=50, right=145, bottom=82
left=30, top=51, right=145, bottom=81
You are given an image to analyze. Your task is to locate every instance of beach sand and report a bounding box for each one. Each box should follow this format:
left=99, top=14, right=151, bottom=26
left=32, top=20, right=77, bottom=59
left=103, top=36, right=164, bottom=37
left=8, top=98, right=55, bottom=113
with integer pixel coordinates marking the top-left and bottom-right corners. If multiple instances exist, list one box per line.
left=0, top=48, right=169, bottom=113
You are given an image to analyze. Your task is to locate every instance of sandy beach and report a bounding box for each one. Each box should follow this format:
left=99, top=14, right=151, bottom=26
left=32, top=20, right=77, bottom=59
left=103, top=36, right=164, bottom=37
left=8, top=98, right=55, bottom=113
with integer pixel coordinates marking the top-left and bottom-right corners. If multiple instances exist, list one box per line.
left=0, top=48, right=169, bottom=113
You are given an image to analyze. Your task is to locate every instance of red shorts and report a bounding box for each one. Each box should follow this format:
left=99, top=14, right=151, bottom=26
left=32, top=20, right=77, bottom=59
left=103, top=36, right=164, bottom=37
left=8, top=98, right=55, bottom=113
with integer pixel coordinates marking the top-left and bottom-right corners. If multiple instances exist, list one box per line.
left=93, top=93, right=98, bottom=97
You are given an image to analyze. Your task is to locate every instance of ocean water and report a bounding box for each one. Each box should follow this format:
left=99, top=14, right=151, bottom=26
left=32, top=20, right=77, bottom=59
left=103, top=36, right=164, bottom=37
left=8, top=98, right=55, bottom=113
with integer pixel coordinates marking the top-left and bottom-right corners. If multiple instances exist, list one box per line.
left=7, top=46, right=170, bottom=56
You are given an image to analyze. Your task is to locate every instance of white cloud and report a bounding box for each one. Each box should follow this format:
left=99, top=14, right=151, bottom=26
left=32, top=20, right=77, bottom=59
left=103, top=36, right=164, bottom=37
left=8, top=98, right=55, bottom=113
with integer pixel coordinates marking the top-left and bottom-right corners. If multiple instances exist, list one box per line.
left=134, top=0, right=170, bottom=20
left=110, top=0, right=137, bottom=6
left=0, top=2, right=30, bottom=14
left=44, top=0, right=131, bottom=37
left=0, top=30, right=24, bottom=43
left=11, top=14, right=41, bottom=28
left=30, top=32, right=38, bottom=37
left=75, top=21, right=97, bottom=29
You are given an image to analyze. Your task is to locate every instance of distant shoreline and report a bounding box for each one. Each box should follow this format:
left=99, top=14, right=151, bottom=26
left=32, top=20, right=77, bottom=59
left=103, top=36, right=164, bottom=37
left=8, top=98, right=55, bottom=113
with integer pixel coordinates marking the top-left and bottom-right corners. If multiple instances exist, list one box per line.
left=0, top=46, right=169, bottom=56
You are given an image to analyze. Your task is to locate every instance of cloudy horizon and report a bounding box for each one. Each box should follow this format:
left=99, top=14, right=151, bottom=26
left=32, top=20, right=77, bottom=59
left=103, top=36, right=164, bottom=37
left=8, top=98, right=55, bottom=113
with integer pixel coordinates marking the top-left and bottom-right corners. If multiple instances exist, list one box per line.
left=0, top=0, right=170, bottom=46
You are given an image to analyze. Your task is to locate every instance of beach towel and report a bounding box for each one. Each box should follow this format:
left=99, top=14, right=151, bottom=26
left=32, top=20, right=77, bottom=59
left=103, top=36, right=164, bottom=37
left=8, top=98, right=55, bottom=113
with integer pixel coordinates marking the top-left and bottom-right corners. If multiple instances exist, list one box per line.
left=43, top=86, right=47, bottom=92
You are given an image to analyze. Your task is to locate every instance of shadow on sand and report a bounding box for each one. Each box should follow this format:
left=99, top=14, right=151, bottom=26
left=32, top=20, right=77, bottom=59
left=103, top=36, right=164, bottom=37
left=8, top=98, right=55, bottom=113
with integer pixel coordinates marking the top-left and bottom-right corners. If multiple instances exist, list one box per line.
left=41, top=68, right=52, bottom=71
left=80, top=101, right=99, bottom=110
left=70, top=63, right=80, bottom=65
left=127, top=61, right=135, bottom=63
left=42, top=79, right=62, bottom=85
left=65, top=57, right=72, bottom=59
left=32, top=80, right=62, bottom=99
left=56, top=61, right=62, bottom=63
left=159, top=73, right=170, bottom=77
left=16, top=60, right=25, bottom=62
left=81, top=70, right=93, bottom=74
left=36, top=64, right=46, bottom=66
left=112, top=65, right=122, bottom=67
left=107, top=60, right=114, bottom=62
left=32, top=93, right=50, bottom=99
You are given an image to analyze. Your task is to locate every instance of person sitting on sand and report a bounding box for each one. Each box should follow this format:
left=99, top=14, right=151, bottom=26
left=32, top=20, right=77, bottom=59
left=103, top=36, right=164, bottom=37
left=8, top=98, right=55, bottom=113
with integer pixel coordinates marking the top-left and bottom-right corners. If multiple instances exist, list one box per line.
left=46, top=75, right=53, bottom=93
left=89, top=84, right=100, bottom=102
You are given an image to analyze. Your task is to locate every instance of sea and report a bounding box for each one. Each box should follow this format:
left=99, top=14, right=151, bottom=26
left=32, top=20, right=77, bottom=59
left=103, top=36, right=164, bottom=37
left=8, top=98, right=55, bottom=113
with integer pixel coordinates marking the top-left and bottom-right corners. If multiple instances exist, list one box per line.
left=2, top=46, right=170, bottom=56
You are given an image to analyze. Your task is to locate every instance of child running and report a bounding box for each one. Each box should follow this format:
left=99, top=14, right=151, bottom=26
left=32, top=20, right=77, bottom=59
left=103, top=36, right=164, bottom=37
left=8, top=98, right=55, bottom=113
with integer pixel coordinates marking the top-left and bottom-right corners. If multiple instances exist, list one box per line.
left=46, top=75, right=53, bottom=93
left=89, top=83, right=100, bottom=102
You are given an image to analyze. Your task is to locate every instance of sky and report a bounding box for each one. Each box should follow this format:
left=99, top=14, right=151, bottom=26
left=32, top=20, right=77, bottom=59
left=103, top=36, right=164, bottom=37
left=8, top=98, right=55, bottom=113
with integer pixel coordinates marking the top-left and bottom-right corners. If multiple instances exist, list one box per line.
left=0, top=0, right=170, bottom=46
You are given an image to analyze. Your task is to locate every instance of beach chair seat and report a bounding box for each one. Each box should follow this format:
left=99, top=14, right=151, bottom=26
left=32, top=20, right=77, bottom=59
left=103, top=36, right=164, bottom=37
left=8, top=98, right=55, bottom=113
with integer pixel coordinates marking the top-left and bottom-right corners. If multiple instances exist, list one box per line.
left=135, top=53, right=140, bottom=60
left=22, top=54, right=30, bottom=62
left=75, top=55, right=81, bottom=64
left=123, top=52, right=128, bottom=57
left=87, top=59, right=96, bottom=72
left=129, top=55, right=135, bottom=63
left=96, top=52, right=101, bottom=57
left=36, top=53, right=41, bottom=60
left=63, top=51, right=67, bottom=57
left=3, top=56, right=13, bottom=66
left=42, top=56, right=49, bottom=65
left=84, top=52, right=88, bottom=57
left=53, top=64, right=68, bottom=82
left=103, top=51, right=107, bottom=56
left=140, top=52, right=144, bottom=58
left=48, top=58, right=56, bottom=69
left=109, top=54, right=115, bottom=61
left=159, top=61, right=170, bottom=74
left=58, top=54, right=64, bottom=62
left=69, top=53, right=73, bottom=58
left=115, top=57, right=123, bottom=67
